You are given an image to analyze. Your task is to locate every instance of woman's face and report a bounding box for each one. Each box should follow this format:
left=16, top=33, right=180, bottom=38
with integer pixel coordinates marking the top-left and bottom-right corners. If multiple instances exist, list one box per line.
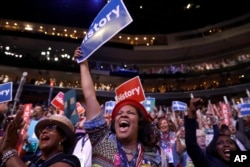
left=158, top=119, right=169, bottom=133
left=216, top=135, right=238, bottom=161
left=178, top=118, right=184, bottom=126
left=114, top=105, right=139, bottom=143
left=150, top=112, right=156, bottom=119
left=38, top=124, right=65, bottom=152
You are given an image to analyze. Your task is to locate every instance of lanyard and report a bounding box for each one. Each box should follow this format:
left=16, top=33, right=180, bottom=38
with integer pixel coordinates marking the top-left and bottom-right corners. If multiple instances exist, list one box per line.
left=116, top=140, right=143, bottom=167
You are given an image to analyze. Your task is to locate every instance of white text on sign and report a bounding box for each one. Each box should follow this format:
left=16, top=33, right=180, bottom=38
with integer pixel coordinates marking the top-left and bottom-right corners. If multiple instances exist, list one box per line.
left=82, top=5, right=120, bottom=43
left=0, top=89, right=10, bottom=96
left=116, top=86, right=140, bottom=102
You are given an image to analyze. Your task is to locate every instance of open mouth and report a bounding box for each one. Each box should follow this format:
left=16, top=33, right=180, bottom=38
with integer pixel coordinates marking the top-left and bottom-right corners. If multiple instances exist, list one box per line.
left=40, top=135, right=50, bottom=141
left=119, top=120, right=129, bottom=128
left=223, top=149, right=231, bottom=158
left=118, top=120, right=130, bottom=132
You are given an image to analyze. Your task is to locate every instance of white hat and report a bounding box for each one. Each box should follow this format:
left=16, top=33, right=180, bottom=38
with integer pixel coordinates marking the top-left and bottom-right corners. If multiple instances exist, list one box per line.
left=35, top=114, right=75, bottom=147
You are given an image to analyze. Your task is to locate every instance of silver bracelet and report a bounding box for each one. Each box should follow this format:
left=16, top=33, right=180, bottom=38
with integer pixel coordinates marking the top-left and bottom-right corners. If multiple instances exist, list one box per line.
left=1, top=149, right=18, bottom=166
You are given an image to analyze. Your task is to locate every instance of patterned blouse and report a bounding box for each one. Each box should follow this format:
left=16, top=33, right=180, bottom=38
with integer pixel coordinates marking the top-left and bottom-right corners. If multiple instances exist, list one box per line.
left=84, top=112, right=161, bottom=167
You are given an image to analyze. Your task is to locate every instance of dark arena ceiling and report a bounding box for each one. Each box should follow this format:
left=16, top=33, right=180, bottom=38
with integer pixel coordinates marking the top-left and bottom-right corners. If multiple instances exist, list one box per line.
left=0, top=0, right=249, bottom=35
left=0, top=0, right=250, bottom=99
left=0, top=0, right=250, bottom=67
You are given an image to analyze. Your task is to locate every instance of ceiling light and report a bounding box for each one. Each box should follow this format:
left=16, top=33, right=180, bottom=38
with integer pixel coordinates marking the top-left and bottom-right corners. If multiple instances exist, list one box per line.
left=24, top=24, right=33, bottom=31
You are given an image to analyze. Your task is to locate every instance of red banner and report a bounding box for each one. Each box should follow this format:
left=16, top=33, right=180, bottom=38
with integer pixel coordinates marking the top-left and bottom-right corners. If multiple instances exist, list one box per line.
left=76, top=102, right=85, bottom=116
left=51, top=91, right=64, bottom=111
left=16, top=103, right=32, bottom=156
left=115, top=76, right=145, bottom=103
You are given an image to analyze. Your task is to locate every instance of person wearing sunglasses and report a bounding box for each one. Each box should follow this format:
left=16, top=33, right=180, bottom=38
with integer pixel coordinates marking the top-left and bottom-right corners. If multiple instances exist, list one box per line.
left=0, top=111, right=81, bottom=167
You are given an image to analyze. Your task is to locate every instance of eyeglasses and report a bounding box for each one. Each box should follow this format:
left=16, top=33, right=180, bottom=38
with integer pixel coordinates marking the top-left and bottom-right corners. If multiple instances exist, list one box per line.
left=38, top=125, right=57, bottom=134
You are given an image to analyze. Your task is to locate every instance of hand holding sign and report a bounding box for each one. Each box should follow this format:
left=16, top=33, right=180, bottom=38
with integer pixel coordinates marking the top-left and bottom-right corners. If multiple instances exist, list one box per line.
left=77, top=0, right=133, bottom=63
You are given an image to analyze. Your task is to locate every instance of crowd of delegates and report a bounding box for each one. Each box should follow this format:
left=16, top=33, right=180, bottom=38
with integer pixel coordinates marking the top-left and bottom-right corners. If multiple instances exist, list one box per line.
left=0, top=48, right=249, bottom=166
left=1, top=91, right=250, bottom=166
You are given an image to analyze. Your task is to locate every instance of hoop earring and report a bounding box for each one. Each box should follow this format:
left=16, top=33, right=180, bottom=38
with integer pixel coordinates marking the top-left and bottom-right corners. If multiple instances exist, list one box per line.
left=59, top=141, right=63, bottom=150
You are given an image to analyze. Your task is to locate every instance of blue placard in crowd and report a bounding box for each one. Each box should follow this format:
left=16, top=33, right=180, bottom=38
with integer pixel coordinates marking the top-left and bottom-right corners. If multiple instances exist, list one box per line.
left=238, top=103, right=250, bottom=116
left=104, top=100, right=116, bottom=114
left=141, top=97, right=155, bottom=112
left=0, top=82, right=13, bottom=103
left=77, top=0, right=133, bottom=63
left=172, top=101, right=187, bottom=112
left=64, top=89, right=79, bottom=125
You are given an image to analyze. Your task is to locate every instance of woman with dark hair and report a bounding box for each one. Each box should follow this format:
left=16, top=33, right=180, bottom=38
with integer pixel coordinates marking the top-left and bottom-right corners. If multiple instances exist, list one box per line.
left=0, top=111, right=81, bottom=167
left=74, top=47, right=161, bottom=166
left=205, top=133, right=240, bottom=161
left=185, top=97, right=240, bottom=167
left=110, top=99, right=160, bottom=149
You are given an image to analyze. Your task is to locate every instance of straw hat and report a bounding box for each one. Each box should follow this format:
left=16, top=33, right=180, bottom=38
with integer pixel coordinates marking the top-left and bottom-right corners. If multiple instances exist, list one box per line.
left=112, top=99, right=149, bottom=121
left=35, top=114, right=75, bottom=146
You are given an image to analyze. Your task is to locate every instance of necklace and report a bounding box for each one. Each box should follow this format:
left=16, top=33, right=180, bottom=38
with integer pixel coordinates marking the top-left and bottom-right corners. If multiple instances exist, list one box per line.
left=122, top=147, right=137, bottom=155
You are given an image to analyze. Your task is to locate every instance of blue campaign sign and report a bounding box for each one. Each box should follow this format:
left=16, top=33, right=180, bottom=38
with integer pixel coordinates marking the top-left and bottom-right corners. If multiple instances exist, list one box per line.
left=64, top=89, right=79, bottom=125
left=104, top=100, right=116, bottom=114
left=0, top=82, right=13, bottom=103
left=238, top=103, right=250, bottom=116
left=142, top=97, right=155, bottom=112
left=77, top=0, right=133, bottom=63
left=172, top=101, right=187, bottom=112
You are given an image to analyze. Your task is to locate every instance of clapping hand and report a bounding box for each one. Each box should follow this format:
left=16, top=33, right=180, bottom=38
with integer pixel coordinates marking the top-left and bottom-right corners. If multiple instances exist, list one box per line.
left=0, top=109, right=25, bottom=154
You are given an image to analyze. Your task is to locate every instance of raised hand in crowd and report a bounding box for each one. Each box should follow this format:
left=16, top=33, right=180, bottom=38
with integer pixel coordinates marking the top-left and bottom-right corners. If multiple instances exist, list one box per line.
left=0, top=109, right=25, bottom=166
left=74, top=46, right=101, bottom=120
left=185, top=97, right=240, bottom=167
left=187, top=97, right=204, bottom=118
left=1, top=108, right=24, bottom=149
left=74, top=46, right=161, bottom=166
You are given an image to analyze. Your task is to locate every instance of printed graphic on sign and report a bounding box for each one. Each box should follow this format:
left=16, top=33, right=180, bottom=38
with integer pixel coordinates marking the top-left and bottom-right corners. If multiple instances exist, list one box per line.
left=142, top=97, right=155, bottom=112
left=104, top=100, right=116, bottom=114
left=64, top=89, right=79, bottom=125
left=238, top=103, right=250, bottom=116
left=51, top=91, right=64, bottom=111
left=0, top=82, right=13, bottom=102
left=115, top=76, right=145, bottom=103
left=172, top=101, right=187, bottom=112
left=76, top=102, right=85, bottom=116
left=77, top=0, right=133, bottom=63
